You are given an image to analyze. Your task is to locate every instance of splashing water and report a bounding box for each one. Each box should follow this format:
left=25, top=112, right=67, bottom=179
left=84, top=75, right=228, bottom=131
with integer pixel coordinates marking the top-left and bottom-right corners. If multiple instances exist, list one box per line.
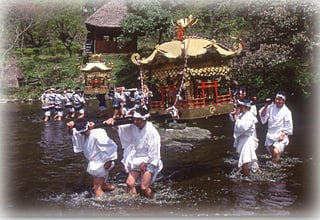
left=224, top=152, right=303, bottom=182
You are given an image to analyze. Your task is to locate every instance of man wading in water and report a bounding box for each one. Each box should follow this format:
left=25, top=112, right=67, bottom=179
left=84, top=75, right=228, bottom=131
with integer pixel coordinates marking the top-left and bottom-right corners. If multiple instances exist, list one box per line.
left=67, top=118, right=118, bottom=198
left=230, top=99, right=261, bottom=176
left=259, top=91, right=293, bottom=164
left=104, top=106, right=163, bottom=198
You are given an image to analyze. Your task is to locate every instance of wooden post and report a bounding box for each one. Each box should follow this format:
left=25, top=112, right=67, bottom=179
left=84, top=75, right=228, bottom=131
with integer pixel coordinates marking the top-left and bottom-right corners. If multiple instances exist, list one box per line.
left=169, top=84, right=176, bottom=103
left=200, top=81, right=206, bottom=98
left=213, top=80, right=219, bottom=103
left=160, top=86, right=166, bottom=106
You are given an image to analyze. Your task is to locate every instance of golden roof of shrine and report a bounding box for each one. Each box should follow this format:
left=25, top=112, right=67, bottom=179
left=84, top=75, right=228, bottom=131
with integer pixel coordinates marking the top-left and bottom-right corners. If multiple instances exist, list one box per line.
left=131, top=37, right=237, bottom=67
left=80, top=55, right=113, bottom=72
left=80, top=62, right=113, bottom=72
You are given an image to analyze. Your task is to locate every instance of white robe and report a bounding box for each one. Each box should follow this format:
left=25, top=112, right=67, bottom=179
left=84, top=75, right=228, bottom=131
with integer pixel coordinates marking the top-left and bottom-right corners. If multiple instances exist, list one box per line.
left=233, top=111, right=259, bottom=168
left=259, top=103, right=293, bottom=151
left=117, top=121, right=163, bottom=183
left=72, top=128, right=118, bottom=178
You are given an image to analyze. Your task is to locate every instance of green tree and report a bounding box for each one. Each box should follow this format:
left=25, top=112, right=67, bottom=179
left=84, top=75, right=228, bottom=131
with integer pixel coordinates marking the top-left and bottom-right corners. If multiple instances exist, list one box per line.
left=122, top=0, right=179, bottom=44
left=47, top=2, right=87, bottom=57
left=231, top=0, right=320, bottom=99
left=2, top=1, right=40, bottom=50
left=1, top=0, right=319, bottom=101
left=121, top=0, right=319, bottom=99
left=2, top=0, right=88, bottom=56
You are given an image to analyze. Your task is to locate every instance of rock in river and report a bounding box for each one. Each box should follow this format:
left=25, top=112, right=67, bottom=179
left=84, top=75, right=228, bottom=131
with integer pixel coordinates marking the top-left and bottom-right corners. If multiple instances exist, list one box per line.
left=158, top=125, right=211, bottom=151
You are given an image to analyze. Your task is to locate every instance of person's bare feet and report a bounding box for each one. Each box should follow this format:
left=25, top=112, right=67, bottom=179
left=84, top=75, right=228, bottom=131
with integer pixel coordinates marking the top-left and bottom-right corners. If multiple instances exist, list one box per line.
left=95, top=189, right=106, bottom=198
left=102, top=183, right=115, bottom=191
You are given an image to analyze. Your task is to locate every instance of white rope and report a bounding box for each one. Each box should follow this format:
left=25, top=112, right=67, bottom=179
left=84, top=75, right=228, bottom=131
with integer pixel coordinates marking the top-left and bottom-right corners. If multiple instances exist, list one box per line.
left=166, top=38, right=190, bottom=119
left=174, top=39, right=189, bottom=106
left=138, top=60, right=144, bottom=91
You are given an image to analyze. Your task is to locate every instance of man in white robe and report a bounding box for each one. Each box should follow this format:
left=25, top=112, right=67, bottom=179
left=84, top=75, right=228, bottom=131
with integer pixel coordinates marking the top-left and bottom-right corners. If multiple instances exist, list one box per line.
left=104, top=106, right=162, bottom=198
left=259, top=91, right=293, bottom=163
left=67, top=118, right=118, bottom=198
left=230, top=99, right=260, bottom=176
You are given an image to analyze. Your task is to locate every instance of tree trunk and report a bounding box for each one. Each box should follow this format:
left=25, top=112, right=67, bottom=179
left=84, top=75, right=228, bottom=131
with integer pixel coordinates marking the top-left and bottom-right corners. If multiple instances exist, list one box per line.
left=157, top=29, right=163, bottom=44
left=64, top=44, right=72, bottom=57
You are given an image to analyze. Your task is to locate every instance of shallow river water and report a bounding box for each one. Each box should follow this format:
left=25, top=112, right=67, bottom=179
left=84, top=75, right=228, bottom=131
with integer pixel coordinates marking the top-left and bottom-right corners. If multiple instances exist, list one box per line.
left=0, top=99, right=318, bottom=218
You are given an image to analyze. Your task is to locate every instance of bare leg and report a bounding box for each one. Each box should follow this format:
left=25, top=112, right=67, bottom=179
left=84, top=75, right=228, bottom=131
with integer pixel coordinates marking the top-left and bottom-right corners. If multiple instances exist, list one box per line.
left=140, top=171, right=154, bottom=198
left=113, top=109, right=119, bottom=119
left=120, top=108, right=125, bottom=118
left=269, top=146, right=275, bottom=162
left=242, top=163, right=250, bottom=176
left=100, top=161, right=115, bottom=191
left=269, top=146, right=281, bottom=163
left=272, top=147, right=281, bottom=163
left=126, top=170, right=140, bottom=195
left=93, top=176, right=106, bottom=197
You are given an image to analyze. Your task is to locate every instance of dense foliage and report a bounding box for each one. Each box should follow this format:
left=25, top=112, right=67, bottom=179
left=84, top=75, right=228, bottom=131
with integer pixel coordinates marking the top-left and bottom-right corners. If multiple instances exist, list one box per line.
left=122, top=0, right=320, bottom=100
left=1, top=0, right=319, bottom=101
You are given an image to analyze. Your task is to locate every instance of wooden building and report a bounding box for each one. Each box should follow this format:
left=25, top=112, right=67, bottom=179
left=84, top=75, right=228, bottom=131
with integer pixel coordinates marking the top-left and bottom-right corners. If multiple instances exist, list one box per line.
left=84, top=0, right=137, bottom=55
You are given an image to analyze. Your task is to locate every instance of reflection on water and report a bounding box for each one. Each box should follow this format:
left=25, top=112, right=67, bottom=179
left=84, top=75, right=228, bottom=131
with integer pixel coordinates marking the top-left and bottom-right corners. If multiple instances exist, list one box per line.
left=225, top=153, right=301, bottom=215
left=40, top=122, right=71, bottom=164
left=0, top=101, right=316, bottom=217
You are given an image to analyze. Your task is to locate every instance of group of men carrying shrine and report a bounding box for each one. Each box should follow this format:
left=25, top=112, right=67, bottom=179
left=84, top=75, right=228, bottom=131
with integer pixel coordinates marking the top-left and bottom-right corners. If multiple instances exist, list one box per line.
left=41, top=87, right=85, bottom=122
left=40, top=82, right=292, bottom=199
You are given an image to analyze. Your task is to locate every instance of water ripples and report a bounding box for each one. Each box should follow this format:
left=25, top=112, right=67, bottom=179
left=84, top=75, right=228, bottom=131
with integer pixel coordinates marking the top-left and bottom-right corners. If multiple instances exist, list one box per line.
left=4, top=101, right=311, bottom=217
left=224, top=153, right=302, bottom=215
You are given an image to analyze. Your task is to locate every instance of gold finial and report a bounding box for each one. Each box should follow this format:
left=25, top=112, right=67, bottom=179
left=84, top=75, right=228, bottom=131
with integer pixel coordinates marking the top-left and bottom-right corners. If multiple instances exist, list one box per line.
left=172, top=15, right=198, bottom=40
left=91, top=54, right=101, bottom=60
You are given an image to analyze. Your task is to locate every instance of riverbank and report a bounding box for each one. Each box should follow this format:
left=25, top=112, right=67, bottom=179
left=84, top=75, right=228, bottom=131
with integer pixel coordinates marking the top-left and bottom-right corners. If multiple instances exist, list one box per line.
left=0, top=97, right=36, bottom=103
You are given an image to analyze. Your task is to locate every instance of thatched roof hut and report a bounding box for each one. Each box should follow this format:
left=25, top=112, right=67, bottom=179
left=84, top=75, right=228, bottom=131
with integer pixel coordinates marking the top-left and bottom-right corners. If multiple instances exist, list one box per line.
left=1, top=56, right=24, bottom=88
left=84, top=0, right=136, bottom=54
left=85, top=0, right=127, bottom=37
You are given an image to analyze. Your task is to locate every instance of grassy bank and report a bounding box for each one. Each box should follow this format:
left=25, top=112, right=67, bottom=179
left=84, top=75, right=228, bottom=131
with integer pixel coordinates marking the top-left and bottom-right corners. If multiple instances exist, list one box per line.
left=2, top=51, right=139, bottom=100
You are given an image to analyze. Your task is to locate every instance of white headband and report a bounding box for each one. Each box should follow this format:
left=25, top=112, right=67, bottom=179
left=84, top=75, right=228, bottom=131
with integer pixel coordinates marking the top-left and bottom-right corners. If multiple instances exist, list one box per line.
left=237, top=99, right=251, bottom=107
left=76, top=122, right=89, bottom=133
left=276, top=94, right=286, bottom=101
left=133, top=111, right=150, bottom=120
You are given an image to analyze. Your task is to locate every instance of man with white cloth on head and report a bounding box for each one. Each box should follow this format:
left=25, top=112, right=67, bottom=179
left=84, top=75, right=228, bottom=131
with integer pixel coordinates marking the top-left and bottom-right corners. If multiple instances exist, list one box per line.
left=66, top=118, right=118, bottom=198
left=104, top=106, right=162, bottom=198
left=259, top=91, right=293, bottom=164
left=230, top=99, right=260, bottom=176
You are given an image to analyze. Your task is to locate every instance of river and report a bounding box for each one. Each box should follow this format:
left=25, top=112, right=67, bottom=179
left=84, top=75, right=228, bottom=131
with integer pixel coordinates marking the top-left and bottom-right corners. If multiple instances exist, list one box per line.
left=0, top=99, right=318, bottom=218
